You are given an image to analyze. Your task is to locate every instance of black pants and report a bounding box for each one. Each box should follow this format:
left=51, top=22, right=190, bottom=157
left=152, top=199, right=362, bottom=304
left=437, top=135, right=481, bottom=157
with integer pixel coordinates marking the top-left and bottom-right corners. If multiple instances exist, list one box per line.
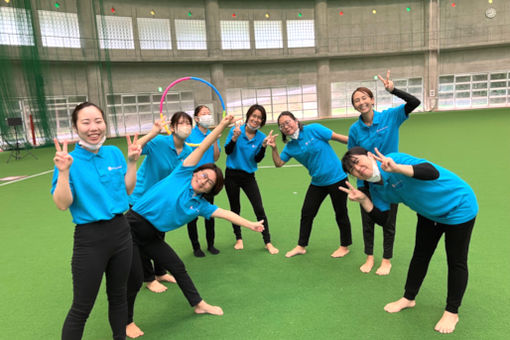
left=359, top=186, right=398, bottom=259
left=224, top=168, right=271, bottom=244
left=187, top=195, right=215, bottom=250
left=403, top=214, right=476, bottom=314
left=129, top=204, right=166, bottom=282
left=298, top=179, right=352, bottom=247
left=140, top=231, right=167, bottom=282
left=62, top=214, right=132, bottom=340
left=126, top=210, right=202, bottom=324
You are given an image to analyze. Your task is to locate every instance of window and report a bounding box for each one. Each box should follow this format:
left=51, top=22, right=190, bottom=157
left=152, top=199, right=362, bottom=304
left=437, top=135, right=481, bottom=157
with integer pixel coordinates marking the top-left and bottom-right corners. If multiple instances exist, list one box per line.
left=0, top=7, right=34, bottom=46
left=96, top=15, right=134, bottom=49
left=106, top=92, right=194, bottom=136
left=286, top=20, right=314, bottom=48
left=175, top=19, right=206, bottom=50
left=332, top=78, right=423, bottom=117
left=220, top=20, right=250, bottom=50
left=254, top=20, right=282, bottom=49
left=226, top=85, right=317, bottom=122
left=39, top=10, right=80, bottom=48
left=137, top=18, right=171, bottom=50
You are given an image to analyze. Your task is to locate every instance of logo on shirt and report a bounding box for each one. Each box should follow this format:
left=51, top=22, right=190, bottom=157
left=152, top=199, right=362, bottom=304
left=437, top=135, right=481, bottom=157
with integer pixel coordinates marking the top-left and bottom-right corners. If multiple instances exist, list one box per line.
left=304, top=137, right=315, bottom=146
left=108, top=165, right=122, bottom=171
left=377, top=126, right=389, bottom=133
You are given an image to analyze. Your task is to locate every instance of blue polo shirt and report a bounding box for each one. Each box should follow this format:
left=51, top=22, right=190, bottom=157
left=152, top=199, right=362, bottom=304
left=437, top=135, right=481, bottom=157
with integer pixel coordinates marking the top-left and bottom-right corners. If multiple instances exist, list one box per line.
left=369, top=153, right=478, bottom=225
left=280, top=123, right=347, bottom=186
left=348, top=105, right=408, bottom=188
left=187, top=125, right=221, bottom=166
left=51, top=144, right=128, bottom=225
left=132, top=163, right=218, bottom=232
left=129, top=135, right=192, bottom=205
left=225, top=125, right=266, bottom=174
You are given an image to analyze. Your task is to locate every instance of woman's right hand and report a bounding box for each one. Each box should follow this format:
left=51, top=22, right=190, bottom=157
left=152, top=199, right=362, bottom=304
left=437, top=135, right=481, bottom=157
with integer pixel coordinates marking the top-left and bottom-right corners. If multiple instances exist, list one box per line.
left=232, top=122, right=241, bottom=141
left=263, top=130, right=279, bottom=148
left=53, top=138, right=73, bottom=171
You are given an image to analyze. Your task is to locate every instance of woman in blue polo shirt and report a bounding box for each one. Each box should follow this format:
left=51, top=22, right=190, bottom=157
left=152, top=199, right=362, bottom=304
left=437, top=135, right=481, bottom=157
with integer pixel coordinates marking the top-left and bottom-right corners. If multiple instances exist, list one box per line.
left=186, top=105, right=221, bottom=257
left=340, top=147, right=477, bottom=334
left=125, top=115, right=264, bottom=339
left=224, top=104, right=278, bottom=254
left=266, top=111, right=351, bottom=258
left=348, top=70, right=421, bottom=275
left=51, top=102, right=141, bottom=340
left=129, top=112, right=193, bottom=293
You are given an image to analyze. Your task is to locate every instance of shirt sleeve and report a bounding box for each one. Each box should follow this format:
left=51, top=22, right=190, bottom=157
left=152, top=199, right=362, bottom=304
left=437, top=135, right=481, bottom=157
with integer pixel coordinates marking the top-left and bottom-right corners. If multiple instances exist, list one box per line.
left=311, top=123, right=333, bottom=141
left=347, top=126, right=357, bottom=149
left=199, top=202, right=218, bottom=219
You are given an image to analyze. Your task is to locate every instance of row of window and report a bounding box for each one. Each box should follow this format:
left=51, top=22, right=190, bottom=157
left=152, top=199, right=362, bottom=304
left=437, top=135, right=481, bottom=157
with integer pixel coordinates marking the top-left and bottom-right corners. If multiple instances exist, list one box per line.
left=438, top=71, right=510, bottom=109
left=0, top=7, right=315, bottom=50
left=5, top=71, right=510, bottom=145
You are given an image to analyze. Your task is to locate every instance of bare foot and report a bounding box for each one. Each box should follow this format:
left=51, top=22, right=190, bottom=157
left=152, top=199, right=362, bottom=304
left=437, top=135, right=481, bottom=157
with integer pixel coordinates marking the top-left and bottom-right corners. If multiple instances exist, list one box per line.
left=265, top=243, right=279, bottom=255
left=331, top=246, right=350, bottom=258
left=234, top=239, right=244, bottom=250
left=126, top=322, right=144, bottom=339
left=146, top=280, right=167, bottom=293
left=194, top=300, right=224, bottom=316
left=285, top=245, right=306, bottom=258
left=384, top=297, right=416, bottom=313
left=375, top=258, right=392, bottom=276
left=156, top=273, right=176, bottom=283
left=434, top=311, right=459, bottom=334
left=360, top=255, right=374, bottom=273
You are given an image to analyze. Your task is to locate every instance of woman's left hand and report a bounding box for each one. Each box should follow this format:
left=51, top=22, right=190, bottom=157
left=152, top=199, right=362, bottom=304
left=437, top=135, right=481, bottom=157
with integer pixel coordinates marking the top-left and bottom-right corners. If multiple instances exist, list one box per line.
left=378, top=70, right=394, bottom=92
left=248, top=220, right=265, bottom=232
left=126, top=134, right=142, bottom=162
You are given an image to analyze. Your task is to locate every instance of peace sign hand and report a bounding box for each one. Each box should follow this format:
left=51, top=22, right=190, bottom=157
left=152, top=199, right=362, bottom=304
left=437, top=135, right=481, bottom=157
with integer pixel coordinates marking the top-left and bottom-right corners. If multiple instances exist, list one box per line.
left=53, top=138, right=73, bottom=171
left=372, top=148, right=398, bottom=173
left=338, top=181, right=368, bottom=202
left=232, top=121, right=242, bottom=141
left=153, top=116, right=170, bottom=134
left=377, top=69, right=394, bottom=92
left=263, top=130, right=279, bottom=148
left=126, top=134, right=142, bottom=162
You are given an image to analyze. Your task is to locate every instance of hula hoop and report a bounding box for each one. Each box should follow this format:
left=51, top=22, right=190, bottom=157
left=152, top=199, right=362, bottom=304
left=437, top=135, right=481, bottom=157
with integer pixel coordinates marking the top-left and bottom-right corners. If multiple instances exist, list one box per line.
left=159, top=76, right=226, bottom=136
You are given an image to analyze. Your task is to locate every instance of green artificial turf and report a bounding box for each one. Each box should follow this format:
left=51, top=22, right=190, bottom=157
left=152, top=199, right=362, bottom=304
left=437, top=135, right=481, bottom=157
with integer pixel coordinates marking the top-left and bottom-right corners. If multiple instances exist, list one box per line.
left=1, top=108, right=509, bottom=339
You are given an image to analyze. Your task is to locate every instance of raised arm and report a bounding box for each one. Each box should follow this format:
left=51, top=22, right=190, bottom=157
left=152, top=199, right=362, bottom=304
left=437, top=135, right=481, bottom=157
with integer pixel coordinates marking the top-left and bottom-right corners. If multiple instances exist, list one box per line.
left=136, top=116, right=169, bottom=148
left=378, top=70, right=420, bottom=115
left=125, top=134, right=142, bottom=195
left=183, top=115, right=237, bottom=167
left=52, top=139, right=74, bottom=210
left=265, top=131, right=285, bottom=167
left=211, top=208, right=264, bottom=232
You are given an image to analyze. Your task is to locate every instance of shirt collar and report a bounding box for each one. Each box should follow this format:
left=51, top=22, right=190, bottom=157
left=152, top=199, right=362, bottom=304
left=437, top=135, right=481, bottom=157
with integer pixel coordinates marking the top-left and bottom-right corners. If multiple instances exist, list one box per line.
left=73, top=143, right=103, bottom=160
left=358, top=111, right=381, bottom=128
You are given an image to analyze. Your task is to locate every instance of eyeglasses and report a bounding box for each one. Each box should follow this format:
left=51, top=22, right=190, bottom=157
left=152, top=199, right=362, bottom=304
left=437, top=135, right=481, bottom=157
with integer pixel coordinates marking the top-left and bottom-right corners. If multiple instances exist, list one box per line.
left=197, top=172, right=215, bottom=187
left=278, top=120, right=293, bottom=129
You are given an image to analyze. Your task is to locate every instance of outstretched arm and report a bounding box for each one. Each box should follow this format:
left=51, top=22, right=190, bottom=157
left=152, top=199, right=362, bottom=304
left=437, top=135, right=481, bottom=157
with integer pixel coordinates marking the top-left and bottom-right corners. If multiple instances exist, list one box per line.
left=211, top=208, right=264, bottom=232
left=52, top=139, right=74, bottom=210
left=183, top=115, right=237, bottom=167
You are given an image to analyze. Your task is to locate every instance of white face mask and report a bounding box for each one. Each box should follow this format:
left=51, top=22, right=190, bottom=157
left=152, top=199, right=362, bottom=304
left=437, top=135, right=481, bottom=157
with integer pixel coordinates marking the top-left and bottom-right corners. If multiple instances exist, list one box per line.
left=198, top=115, right=214, bottom=128
left=366, top=158, right=382, bottom=183
left=288, top=129, right=300, bottom=141
left=174, top=125, right=191, bottom=139
left=78, top=134, right=106, bottom=151
left=247, top=122, right=259, bottom=131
